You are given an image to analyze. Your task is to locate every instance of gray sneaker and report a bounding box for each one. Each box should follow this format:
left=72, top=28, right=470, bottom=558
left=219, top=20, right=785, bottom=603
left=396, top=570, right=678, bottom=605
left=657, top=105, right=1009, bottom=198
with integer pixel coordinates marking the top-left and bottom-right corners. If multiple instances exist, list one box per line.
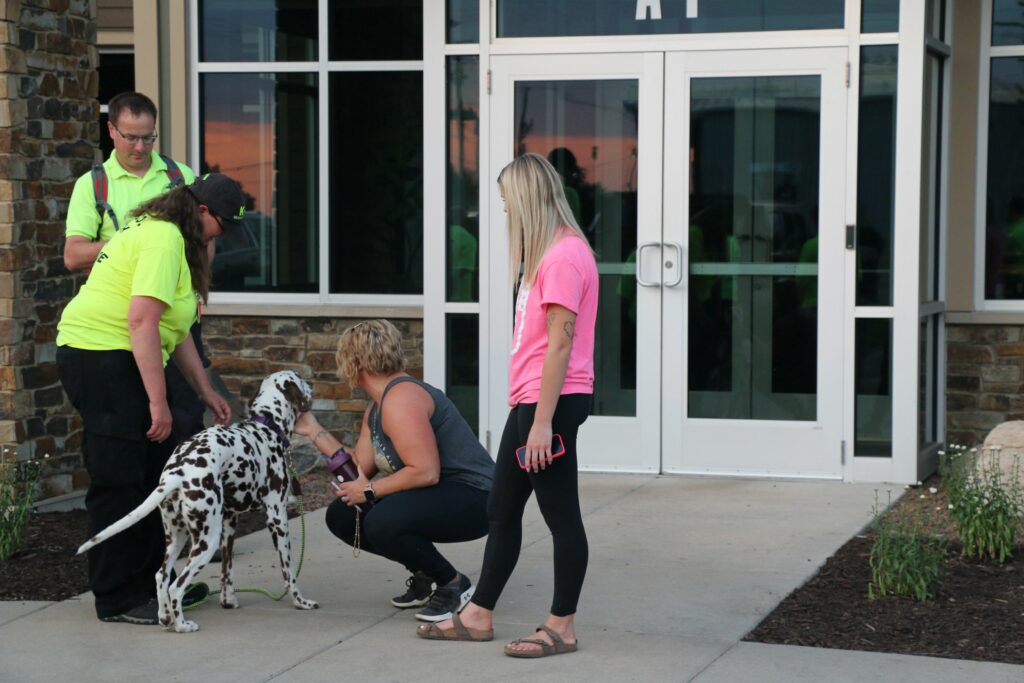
left=414, top=573, right=474, bottom=622
left=392, top=571, right=434, bottom=608
left=99, top=598, right=159, bottom=626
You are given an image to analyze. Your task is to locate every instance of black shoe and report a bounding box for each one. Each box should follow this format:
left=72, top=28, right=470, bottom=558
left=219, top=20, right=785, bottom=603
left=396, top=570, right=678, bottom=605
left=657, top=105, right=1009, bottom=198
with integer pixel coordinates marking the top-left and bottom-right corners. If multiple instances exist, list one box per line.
left=99, top=598, right=159, bottom=625
left=182, top=582, right=210, bottom=609
left=415, top=573, right=474, bottom=622
left=391, top=571, right=434, bottom=608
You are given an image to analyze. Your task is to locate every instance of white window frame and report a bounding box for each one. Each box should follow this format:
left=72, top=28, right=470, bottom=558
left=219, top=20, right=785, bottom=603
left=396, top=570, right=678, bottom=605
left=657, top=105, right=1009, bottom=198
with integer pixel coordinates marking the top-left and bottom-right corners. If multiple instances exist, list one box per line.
left=975, top=0, right=1024, bottom=311
left=189, top=0, right=435, bottom=310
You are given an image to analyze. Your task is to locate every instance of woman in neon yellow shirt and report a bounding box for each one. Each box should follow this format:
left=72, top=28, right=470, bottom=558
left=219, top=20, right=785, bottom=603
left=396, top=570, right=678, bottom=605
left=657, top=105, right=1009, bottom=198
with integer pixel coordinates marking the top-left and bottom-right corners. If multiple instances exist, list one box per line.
left=56, top=173, right=240, bottom=625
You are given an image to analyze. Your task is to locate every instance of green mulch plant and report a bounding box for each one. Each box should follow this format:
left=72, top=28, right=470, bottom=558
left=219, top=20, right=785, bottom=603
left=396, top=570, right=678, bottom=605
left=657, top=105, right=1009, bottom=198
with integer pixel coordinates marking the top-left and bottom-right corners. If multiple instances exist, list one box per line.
left=867, top=491, right=946, bottom=602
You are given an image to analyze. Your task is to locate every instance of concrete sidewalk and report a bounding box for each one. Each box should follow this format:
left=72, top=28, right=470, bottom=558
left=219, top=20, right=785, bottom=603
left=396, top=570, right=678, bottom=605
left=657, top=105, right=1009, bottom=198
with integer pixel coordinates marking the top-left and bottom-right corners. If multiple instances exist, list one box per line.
left=2, top=474, right=1022, bottom=682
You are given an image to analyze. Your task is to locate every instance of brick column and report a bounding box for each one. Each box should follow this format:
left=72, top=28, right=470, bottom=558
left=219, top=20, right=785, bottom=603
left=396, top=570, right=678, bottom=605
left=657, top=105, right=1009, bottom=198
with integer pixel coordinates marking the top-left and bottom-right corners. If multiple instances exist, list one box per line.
left=0, top=0, right=96, bottom=496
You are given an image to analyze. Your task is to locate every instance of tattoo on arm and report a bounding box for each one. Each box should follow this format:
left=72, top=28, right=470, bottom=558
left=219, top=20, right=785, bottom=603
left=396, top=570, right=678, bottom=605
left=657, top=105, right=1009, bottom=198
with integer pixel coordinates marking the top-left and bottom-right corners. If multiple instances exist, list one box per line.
left=562, top=319, right=575, bottom=342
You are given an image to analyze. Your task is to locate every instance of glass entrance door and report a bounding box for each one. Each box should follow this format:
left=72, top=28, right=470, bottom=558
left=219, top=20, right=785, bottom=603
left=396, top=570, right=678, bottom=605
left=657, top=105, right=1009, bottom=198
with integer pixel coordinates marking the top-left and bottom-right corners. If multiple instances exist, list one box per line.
left=488, top=54, right=664, bottom=472
left=662, top=49, right=847, bottom=477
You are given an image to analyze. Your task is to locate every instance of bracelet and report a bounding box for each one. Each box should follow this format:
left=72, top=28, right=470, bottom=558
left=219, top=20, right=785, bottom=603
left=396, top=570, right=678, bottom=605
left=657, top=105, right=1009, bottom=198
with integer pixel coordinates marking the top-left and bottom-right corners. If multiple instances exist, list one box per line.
left=313, top=429, right=330, bottom=443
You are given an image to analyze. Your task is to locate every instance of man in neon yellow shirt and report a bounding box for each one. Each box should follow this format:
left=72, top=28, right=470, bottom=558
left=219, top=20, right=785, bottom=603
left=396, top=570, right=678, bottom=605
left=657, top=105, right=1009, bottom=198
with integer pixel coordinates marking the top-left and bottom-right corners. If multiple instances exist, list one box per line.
left=64, top=92, right=195, bottom=270
left=64, top=92, right=209, bottom=444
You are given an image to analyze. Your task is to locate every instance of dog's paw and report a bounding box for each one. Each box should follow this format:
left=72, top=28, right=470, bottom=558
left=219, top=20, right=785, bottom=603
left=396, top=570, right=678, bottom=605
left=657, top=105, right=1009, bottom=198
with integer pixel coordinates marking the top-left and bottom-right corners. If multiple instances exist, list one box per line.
left=174, top=619, right=200, bottom=633
left=293, top=597, right=319, bottom=610
left=220, top=594, right=239, bottom=609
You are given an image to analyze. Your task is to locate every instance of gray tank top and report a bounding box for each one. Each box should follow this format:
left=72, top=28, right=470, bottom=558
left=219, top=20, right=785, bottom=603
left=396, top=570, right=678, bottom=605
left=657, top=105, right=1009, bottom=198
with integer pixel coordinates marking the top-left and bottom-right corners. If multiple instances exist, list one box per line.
left=368, top=376, right=494, bottom=492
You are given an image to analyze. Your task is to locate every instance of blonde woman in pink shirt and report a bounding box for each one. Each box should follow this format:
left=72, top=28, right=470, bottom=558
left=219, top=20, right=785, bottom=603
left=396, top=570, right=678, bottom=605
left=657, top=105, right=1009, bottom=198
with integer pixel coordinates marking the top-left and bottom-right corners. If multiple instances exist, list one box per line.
left=419, top=153, right=598, bottom=657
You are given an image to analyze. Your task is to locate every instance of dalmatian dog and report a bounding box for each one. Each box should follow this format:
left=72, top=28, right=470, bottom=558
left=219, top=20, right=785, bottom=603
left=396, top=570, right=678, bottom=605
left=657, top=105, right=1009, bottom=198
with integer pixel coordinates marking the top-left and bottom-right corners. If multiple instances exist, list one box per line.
left=77, top=370, right=319, bottom=633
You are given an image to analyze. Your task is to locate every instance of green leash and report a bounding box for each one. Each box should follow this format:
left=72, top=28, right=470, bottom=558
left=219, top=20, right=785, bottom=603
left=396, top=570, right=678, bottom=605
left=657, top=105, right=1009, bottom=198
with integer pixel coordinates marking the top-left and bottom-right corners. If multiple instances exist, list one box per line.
left=183, top=462, right=308, bottom=611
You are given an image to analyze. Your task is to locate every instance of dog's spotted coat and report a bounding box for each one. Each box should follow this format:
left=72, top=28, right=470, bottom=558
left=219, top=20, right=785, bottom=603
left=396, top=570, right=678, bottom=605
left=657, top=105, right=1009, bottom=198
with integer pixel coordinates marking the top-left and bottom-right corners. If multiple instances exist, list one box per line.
left=77, top=370, right=319, bottom=632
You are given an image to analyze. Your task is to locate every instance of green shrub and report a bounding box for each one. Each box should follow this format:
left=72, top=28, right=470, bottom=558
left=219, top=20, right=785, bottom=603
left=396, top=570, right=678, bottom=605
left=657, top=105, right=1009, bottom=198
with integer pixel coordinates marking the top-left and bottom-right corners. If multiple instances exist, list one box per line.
left=868, top=492, right=946, bottom=602
left=940, top=445, right=1024, bottom=564
left=0, top=448, right=43, bottom=562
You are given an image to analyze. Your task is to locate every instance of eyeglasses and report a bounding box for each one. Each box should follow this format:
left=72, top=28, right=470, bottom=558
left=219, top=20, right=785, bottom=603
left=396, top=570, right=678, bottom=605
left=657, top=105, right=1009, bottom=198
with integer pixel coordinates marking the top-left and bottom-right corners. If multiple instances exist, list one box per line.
left=211, top=213, right=224, bottom=231
left=111, top=123, right=158, bottom=146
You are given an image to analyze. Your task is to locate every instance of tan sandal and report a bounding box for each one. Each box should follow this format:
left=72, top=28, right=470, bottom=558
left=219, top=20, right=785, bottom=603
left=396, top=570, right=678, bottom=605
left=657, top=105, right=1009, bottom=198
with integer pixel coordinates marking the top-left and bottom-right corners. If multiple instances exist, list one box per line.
left=416, top=612, right=494, bottom=642
left=504, top=624, right=578, bottom=658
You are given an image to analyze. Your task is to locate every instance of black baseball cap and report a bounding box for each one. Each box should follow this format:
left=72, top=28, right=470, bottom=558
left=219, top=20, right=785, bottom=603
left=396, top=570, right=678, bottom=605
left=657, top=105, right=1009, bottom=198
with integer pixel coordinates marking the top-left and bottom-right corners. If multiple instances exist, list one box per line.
left=186, top=173, right=247, bottom=233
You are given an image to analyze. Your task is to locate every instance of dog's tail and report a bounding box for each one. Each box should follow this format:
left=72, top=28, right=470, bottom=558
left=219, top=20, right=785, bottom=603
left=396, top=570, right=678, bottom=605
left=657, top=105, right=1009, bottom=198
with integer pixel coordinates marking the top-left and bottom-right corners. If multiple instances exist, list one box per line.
left=76, top=475, right=183, bottom=555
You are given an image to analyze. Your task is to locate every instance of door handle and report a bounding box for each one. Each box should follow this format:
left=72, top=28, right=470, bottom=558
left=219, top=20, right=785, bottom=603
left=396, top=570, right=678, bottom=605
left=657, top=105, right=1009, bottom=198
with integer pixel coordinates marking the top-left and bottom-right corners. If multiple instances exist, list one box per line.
left=636, top=242, right=661, bottom=288
left=664, top=242, right=683, bottom=287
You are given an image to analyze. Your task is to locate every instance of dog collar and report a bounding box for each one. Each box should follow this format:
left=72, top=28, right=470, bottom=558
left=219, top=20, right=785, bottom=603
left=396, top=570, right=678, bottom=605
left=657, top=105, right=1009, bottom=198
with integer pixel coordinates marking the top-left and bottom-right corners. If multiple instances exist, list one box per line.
left=250, top=414, right=290, bottom=449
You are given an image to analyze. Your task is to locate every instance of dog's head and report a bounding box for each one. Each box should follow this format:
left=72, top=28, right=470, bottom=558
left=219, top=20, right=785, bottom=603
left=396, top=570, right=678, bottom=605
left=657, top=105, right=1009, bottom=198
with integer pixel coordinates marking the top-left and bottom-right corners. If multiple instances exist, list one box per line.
left=248, top=370, right=313, bottom=435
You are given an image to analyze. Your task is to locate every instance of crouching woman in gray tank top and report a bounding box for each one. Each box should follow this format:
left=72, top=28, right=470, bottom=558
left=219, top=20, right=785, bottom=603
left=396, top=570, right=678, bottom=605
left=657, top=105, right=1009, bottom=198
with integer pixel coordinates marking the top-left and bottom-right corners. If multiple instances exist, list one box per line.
left=294, top=319, right=494, bottom=623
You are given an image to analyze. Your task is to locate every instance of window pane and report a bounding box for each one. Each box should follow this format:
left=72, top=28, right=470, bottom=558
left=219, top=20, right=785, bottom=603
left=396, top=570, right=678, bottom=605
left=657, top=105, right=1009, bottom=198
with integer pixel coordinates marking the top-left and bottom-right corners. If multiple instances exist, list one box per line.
left=861, top=0, right=898, bottom=33
left=857, top=46, right=897, bottom=306
left=98, top=52, right=135, bottom=160
left=993, top=0, right=1024, bottom=46
left=513, top=79, right=639, bottom=418
left=446, top=314, right=479, bottom=435
left=329, top=0, right=422, bottom=61
left=985, top=57, right=1024, bottom=300
left=447, top=0, right=479, bottom=43
left=498, top=0, right=843, bottom=38
left=201, top=73, right=318, bottom=293
left=199, top=0, right=317, bottom=62
left=856, top=318, right=892, bottom=457
left=689, top=76, right=820, bottom=421
left=329, top=72, right=423, bottom=294
left=921, top=54, right=944, bottom=304
left=447, top=56, right=479, bottom=303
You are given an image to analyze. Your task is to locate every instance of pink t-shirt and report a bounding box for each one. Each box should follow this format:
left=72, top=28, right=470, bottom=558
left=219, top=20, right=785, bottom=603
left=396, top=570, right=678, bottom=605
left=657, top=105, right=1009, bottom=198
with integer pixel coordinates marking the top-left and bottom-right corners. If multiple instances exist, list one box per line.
left=508, top=229, right=598, bottom=406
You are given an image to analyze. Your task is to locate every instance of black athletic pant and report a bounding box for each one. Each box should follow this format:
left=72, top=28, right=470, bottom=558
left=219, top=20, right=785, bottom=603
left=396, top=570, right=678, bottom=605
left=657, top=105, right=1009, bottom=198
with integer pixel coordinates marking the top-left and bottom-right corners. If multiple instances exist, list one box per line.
left=472, top=393, right=591, bottom=617
left=57, top=348, right=178, bottom=618
left=325, top=481, right=488, bottom=585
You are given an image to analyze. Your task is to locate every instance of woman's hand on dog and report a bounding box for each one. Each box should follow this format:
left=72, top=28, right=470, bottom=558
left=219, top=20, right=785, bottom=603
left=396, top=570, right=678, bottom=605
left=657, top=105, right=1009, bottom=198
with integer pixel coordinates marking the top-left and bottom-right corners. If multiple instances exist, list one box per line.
left=336, top=470, right=369, bottom=506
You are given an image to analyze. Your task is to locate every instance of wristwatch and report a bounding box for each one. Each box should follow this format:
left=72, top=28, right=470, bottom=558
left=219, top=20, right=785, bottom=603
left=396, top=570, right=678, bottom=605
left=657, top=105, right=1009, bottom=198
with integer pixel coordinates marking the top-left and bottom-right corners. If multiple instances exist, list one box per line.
left=363, top=481, right=377, bottom=503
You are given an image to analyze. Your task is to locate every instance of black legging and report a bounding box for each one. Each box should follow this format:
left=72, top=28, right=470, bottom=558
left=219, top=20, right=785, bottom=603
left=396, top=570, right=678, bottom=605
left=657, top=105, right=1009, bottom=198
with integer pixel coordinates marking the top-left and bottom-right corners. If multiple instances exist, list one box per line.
left=471, top=393, right=591, bottom=617
left=325, top=481, right=488, bottom=585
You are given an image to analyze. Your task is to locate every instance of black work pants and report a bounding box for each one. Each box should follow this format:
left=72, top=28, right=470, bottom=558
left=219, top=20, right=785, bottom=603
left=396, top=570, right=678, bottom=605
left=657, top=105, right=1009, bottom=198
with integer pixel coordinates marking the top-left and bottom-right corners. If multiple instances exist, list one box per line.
left=471, top=394, right=591, bottom=617
left=325, top=481, right=489, bottom=585
left=165, top=321, right=208, bottom=443
left=57, top=347, right=178, bottom=618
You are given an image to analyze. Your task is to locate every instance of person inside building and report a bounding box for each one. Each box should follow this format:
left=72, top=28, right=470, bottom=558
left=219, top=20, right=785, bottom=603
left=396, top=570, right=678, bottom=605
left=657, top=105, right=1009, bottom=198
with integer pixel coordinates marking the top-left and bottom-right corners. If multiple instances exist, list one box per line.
left=293, top=319, right=493, bottom=623
left=64, top=91, right=210, bottom=446
left=418, top=153, right=597, bottom=658
left=56, top=174, right=241, bottom=625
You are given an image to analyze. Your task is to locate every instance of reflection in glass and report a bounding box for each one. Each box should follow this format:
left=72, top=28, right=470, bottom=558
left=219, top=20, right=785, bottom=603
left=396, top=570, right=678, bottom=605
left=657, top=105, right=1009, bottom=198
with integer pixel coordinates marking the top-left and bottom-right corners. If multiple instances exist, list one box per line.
left=856, top=318, right=892, bottom=457
left=513, top=79, right=639, bottom=417
left=985, top=58, right=1024, bottom=300
left=447, top=57, right=480, bottom=303
left=993, top=0, right=1024, bottom=46
left=688, top=76, right=820, bottom=421
left=446, top=314, right=479, bottom=436
left=329, top=72, right=423, bottom=294
left=201, top=73, right=318, bottom=293
left=447, top=0, right=480, bottom=43
left=861, top=0, right=899, bottom=33
left=199, top=0, right=316, bottom=62
left=922, top=54, right=945, bottom=304
left=329, top=0, right=422, bottom=61
left=498, top=0, right=843, bottom=38
left=857, top=46, right=897, bottom=306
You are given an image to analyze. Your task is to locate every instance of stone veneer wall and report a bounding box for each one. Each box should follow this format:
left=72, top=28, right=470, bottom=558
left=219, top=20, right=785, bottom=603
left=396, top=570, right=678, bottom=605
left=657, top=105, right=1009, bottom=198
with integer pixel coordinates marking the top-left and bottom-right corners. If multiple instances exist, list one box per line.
left=202, top=316, right=424, bottom=450
left=946, top=324, right=1024, bottom=448
left=0, top=0, right=95, bottom=495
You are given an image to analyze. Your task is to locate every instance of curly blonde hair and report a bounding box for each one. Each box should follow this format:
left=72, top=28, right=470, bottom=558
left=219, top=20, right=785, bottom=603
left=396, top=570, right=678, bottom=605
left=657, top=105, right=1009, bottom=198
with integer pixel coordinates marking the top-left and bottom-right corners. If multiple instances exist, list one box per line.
left=335, top=319, right=406, bottom=387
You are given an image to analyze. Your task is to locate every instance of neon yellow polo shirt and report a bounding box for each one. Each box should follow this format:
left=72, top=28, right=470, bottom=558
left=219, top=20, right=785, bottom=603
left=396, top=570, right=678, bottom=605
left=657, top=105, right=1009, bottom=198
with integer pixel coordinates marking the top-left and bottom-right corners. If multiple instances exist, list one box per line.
left=57, top=216, right=198, bottom=366
left=65, top=151, right=196, bottom=242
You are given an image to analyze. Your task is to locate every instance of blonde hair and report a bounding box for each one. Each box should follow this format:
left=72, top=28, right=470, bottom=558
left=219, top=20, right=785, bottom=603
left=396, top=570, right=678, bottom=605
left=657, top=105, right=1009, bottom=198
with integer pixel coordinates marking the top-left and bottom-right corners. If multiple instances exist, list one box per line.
left=498, top=153, right=589, bottom=287
left=335, top=320, right=406, bottom=387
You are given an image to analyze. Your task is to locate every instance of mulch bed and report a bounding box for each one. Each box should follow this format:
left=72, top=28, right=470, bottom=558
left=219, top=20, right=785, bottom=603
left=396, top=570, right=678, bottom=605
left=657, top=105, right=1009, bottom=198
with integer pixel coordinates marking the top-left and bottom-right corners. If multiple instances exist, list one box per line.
left=746, top=476, right=1024, bottom=665
left=0, top=471, right=336, bottom=603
